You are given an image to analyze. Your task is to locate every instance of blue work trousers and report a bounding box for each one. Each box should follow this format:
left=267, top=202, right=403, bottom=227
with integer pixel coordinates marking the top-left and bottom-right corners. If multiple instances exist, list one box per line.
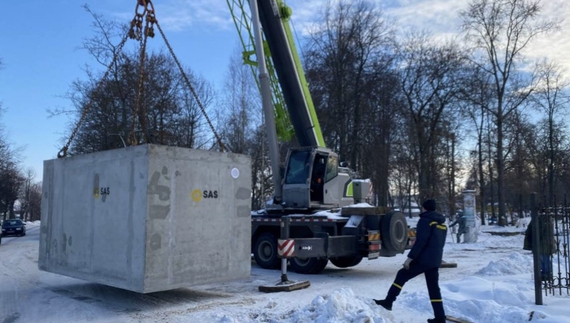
left=385, top=262, right=445, bottom=319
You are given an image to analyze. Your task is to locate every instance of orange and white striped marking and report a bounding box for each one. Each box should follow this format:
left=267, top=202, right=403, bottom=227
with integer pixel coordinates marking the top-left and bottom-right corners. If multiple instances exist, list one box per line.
left=278, top=239, right=295, bottom=258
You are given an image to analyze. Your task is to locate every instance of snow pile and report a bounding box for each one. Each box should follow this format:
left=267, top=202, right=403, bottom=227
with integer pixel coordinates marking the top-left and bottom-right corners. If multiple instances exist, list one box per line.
left=290, top=288, right=387, bottom=323
left=476, top=252, right=533, bottom=276
left=443, top=276, right=531, bottom=321
left=397, top=275, right=533, bottom=323
left=215, top=288, right=390, bottom=323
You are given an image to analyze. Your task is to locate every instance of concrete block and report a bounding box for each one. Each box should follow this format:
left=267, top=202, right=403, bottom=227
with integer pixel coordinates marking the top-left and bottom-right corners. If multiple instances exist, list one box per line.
left=39, top=144, right=251, bottom=293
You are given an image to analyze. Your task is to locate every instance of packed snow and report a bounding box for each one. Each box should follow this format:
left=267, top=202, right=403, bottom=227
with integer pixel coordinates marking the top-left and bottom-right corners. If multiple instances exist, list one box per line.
left=1, top=219, right=569, bottom=323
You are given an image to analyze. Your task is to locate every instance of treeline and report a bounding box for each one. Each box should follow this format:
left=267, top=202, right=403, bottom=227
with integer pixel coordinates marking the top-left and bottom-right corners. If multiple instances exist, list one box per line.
left=0, top=59, right=42, bottom=222
left=302, top=0, right=568, bottom=225
left=58, top=0, right=569, bottom=226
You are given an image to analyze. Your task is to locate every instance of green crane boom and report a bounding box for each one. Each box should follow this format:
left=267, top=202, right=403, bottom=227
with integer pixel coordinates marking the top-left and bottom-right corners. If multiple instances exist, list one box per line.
left=226, top=0, right=325, bottom=148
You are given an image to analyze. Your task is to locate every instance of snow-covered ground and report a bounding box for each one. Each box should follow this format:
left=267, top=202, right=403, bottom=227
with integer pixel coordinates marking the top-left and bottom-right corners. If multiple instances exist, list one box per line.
left=1, top=220, right=569, bottom=323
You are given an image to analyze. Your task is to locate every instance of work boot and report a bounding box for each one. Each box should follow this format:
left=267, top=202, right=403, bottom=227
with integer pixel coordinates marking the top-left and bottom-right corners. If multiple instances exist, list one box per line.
left=427, top=317, right=446, bottom=323
left=373, top=299, right=392, bottom=311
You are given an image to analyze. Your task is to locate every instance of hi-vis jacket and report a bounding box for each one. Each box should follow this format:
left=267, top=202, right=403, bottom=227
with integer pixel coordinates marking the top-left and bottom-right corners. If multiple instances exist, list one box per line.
left=407, top=211, right=447, bottom=268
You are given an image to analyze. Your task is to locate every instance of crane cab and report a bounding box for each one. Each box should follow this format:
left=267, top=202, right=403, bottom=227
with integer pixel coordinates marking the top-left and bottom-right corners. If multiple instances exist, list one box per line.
left=279, top=147, right=353, bottom=211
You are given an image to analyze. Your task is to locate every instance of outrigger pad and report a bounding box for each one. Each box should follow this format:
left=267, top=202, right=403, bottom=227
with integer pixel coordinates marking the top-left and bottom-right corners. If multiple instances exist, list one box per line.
left=258, top=280, right=310, bottom=293
left=446, top=315, right=473, bottom=323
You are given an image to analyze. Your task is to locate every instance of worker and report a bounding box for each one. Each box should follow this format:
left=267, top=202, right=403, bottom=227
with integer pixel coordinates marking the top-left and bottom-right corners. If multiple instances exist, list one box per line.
left=523, top=212, right=557, bottom=281
left=373, top=199, right=448, bottom=323
left=310, top=157, right=326, bottom=202
left=449, top=211, right=467, bottom=243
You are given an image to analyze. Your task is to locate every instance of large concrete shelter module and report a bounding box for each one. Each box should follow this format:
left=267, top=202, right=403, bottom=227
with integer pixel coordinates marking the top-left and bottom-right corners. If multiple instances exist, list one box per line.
left=39, top=144, right=252, bottom=293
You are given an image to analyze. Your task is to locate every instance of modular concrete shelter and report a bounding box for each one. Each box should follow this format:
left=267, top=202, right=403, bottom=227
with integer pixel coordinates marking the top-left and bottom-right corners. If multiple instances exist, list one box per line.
left=39, top=144, right=252, bottom=293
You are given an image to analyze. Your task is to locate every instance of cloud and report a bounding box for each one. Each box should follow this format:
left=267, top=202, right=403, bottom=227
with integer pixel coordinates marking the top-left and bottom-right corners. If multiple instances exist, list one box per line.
left=152, top=0, right=234, bottom=32
left=524, top=0, right=570, bottom=75
left=387, top=0, right=570, bottom=76
left=381, top=0, right=467, bottom=33
left=123, top=0, right=569, bottom=76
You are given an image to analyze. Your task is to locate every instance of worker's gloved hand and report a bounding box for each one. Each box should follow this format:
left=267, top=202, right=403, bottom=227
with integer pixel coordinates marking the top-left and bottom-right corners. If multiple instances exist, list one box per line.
left=403, top=257, right=413, bottom=270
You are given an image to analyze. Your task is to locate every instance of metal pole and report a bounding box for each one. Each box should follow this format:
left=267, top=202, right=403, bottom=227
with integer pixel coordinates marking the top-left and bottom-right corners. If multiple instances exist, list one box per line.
left=564, top=195, right=570, bottom=295
left=280, top=216, right=290, bottom=282
left=552, top=196, right=559, bottom=295
left=531, top=193, right=543, bottom=305
left=249, top=0, right=282, bottom=204
left=259, top=215, right=310, bottom=292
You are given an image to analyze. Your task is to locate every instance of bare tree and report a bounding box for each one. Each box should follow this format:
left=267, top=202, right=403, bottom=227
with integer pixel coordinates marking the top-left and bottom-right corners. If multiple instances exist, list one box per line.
left=304, top=0, right=398, bottom=204
left=19, top=168, right=36, bottom=221
left=531, top=60, right=570, bottom=203
left=218, top=46, right=270, bottom=209
left=63, top=10, right=215, bottom=154
left=460, top=65, right=495, bottom=224
left=395, top=30, right=467, bottom=199
left=27, top=182, right=42, bottom=221
left=220, top=47, right=261, bottom=153
left=461, top=0, right=559, bottom=225
left=503, top=110, right=536, bottom=221
left=305, top=0, right=394, bottom=162
left=390, top=129, right=419, bottom=217
left=0, top=162, right=23, bottom=220
left=0, top=72, right=25, bottom=220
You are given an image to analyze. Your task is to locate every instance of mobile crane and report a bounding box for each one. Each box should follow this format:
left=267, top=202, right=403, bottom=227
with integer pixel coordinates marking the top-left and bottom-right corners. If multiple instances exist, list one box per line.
left=230, top=0, right=412, bottom=274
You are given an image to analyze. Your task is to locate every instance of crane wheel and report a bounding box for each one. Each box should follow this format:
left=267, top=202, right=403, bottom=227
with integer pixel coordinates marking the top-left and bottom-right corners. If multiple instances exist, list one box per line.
left=253, top=232, right=280, bottom=269
left=381, top=211, right=408, bottom=253
left=290, top=257, right=328, bottom=274
left=330, top=255, right=363, bottom=268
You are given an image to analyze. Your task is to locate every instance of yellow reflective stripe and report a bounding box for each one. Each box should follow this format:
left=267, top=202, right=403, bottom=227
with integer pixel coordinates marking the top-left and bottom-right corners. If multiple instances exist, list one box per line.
left=392, top=283, right=402, bottom=290
left=368, top=233, right=380, bottom=241
left=429, top=221, right=447, bottom=231
left=430, top=299, right=443, bottom=303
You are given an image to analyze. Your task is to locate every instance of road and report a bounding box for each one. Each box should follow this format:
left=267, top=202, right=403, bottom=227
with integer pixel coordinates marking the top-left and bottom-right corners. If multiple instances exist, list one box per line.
left=1, top=223, right=42, bottom=323
left=0, top=222, right=413, bottom=322
left=0, top=221, right=551, bottom=323
left=0, top=223, right=267, bottom=322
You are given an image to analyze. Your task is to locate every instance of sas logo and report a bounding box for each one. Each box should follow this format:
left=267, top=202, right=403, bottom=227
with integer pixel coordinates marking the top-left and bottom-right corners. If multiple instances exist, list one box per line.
left=191, top=189, right=219, bottom=202
left=93, top=187, right=110, bottom=199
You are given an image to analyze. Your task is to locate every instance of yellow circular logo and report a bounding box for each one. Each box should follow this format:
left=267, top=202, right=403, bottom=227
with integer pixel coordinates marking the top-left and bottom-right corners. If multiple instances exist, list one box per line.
left=191, top=189, right=202, bottom=202
left=93, top=187, right=100, bottom=199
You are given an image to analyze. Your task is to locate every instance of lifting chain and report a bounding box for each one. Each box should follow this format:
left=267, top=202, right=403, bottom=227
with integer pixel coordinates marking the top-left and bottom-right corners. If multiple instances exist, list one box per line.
left=58, top=0, right=225, bottom=158
left=57, top=32, right=131, bottom=158
left=128, top=0, right=156, bottom=146
left=154, top=18, right=226, bottom=152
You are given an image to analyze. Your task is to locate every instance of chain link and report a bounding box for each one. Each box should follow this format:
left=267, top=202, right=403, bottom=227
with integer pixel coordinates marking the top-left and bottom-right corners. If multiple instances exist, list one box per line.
left=128, top=1, right=155, bottom=146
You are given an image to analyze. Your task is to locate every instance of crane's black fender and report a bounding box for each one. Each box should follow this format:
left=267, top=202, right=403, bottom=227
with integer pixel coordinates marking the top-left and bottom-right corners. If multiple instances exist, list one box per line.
left=381, top=211, right=408, bottom=253
left=253, top=232, right=281, bottom=269
left=288, top=231, right=329, bottom=274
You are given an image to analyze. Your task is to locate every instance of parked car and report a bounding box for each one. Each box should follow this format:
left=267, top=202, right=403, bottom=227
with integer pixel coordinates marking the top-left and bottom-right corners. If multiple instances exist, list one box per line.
left=1, top=219, right=26, bottom=237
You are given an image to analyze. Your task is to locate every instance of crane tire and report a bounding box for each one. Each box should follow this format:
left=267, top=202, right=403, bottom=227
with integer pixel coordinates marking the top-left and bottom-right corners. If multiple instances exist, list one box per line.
left=381, top=211, right=408, bottom=253
left=290, top=257, right=328, bottom=274
left=330, top=255, right=363, bottom=268
left=253, top=232, right=280, bottom=269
